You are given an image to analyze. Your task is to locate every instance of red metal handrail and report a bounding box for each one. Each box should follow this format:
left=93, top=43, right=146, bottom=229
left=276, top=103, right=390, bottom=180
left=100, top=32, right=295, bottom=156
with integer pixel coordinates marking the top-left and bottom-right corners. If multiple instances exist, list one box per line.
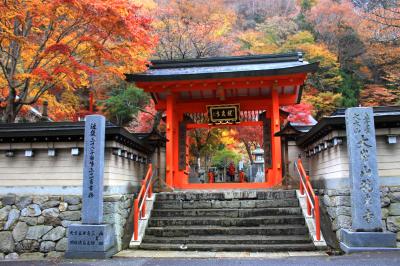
left=295, top=159, right=321, bottom=241
left=133, top=163, right=153, bottom=241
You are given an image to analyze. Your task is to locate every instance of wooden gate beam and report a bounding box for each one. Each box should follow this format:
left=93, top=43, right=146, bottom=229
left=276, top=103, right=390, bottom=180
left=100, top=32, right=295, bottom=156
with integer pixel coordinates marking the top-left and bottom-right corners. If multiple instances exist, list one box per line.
left=186, top=121, right=263, bottom=129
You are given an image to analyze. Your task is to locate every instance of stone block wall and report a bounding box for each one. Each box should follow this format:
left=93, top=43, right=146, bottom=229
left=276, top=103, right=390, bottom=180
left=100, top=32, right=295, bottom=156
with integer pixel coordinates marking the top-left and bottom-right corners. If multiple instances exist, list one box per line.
left=0, top=193, right=133, bottom=260
left=320, top=186, right=400, bottom=248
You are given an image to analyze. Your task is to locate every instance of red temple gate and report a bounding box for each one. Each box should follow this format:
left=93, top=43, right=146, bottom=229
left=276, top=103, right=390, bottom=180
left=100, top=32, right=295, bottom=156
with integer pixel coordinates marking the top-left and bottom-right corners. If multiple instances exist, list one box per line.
left=127, top=53, right=318, bottom=189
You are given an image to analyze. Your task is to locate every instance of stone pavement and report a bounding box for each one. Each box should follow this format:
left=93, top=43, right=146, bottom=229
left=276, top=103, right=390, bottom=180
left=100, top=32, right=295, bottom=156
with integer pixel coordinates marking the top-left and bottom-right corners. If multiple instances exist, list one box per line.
left=1, top=251, right=400, bottom=266
left=114, top=249, right=327, bottom=258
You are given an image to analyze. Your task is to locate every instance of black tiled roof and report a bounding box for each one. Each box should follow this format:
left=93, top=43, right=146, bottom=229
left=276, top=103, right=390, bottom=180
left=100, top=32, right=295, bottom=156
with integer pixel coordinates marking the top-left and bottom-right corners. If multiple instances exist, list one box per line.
left=297, top=106, right=400, bottom=147
left=0, top=122, right=154, bottom=153
left=126, top=53, right=319, bottom=82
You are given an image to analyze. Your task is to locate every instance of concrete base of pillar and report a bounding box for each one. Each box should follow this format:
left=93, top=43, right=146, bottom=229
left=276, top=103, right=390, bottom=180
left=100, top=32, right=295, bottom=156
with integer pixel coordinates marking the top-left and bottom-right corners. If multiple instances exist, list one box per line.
left=65, top=224, right=117, bottom=259
left=339, top=229, right=398, bottom=254
left=65, top=245, right=118, bottom=259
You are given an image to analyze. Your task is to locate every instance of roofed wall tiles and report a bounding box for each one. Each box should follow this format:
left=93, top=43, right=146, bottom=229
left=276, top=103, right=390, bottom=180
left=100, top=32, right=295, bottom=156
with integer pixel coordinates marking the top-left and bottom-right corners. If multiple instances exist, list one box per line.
left=0, top=141, right=153, bottom=195
left=307, top=135, right=400, bottom=188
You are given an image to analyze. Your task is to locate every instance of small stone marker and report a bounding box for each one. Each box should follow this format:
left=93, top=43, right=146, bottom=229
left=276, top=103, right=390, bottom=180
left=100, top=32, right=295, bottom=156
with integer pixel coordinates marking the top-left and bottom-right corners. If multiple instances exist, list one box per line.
left=340, top=107, right=396, bottom=253
left=65, top=115, right=116, bottom=259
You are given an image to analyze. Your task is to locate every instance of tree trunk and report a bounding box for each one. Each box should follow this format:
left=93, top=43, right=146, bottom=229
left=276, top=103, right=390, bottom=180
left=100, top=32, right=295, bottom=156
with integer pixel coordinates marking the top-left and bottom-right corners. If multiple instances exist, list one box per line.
left=191, top=149, right=200, bottom=176
left=152, top=111, right=163, bottom=132
left=4, top=92, right=17, bottom=123
left=223, top=158, right=227, bottom=182
left=4, top=21, right=23, bottom=123
left=242, top=140, right=254, bottom=164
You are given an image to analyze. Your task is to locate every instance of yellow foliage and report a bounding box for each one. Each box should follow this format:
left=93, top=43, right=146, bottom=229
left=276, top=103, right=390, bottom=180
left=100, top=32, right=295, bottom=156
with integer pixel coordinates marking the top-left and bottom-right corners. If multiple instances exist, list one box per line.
left=238, top=31, right=278, bottom=54
left=132, top=0, right=157, bottom=10
left=295, top=43, right=342, bottom=90
left=220, top=129, right=237, bottom=147
left=302, top=90, right=343, bottom=119
left=281, top=31, right=315, bottom=49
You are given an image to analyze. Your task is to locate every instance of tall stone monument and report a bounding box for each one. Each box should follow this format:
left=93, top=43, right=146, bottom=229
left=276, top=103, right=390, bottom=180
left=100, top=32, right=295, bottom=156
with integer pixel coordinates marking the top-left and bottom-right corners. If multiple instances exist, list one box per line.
left=65, top=115, right=117, bottom=258
left=340, top=107, right=396, bottom=253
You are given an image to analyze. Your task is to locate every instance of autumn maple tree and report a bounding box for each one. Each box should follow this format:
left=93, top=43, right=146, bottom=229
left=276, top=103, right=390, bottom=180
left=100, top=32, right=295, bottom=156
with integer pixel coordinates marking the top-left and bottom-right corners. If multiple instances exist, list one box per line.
left=283, top=103, right=313, bottom=124
left=308, top=0, right=356, bottom=52
left=0, top=0, right=155, bottom=122
left=359, top=85, right=397, bottom=107
left=188, top=128, right=222, bottom=170
left=154, top=0, right=237, bottom=59
left=302, top=88, right=343, bottom=119
left=358, top=0, right=400, bottom=33
left=355, top=1, right=400, bottom=89
left=233, top=126, right=263, bottom=164
left=128, top=99, right=165, bottom=133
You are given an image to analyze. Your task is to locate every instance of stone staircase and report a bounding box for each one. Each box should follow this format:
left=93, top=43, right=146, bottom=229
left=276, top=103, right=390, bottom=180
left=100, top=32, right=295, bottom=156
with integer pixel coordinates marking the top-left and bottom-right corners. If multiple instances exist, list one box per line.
left=138, top=190, right=316, bottom=252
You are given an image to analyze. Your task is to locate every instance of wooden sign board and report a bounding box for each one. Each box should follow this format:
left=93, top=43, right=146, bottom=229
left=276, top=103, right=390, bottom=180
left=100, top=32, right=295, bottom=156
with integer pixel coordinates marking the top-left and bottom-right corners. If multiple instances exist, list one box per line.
left=207, top=104, right=240, bottom=125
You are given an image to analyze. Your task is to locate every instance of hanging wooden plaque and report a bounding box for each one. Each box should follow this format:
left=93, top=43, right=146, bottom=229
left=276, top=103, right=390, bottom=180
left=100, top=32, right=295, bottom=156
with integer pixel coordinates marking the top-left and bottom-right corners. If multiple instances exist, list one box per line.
left=207, top=104, right=240, bottom=125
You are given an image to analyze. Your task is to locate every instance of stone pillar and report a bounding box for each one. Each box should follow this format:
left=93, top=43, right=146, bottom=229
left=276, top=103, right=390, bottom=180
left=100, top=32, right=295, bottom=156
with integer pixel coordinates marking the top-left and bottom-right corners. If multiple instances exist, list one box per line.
left=65, top=115, right=117, bottom=259
left=340, top=107, right=397, bottom=253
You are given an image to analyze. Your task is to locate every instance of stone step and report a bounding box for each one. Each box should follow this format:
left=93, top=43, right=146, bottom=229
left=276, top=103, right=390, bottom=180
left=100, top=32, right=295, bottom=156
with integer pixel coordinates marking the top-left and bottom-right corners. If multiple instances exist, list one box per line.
left=151, top=207, right=303, bottom=218
left=142, top=235, right=311, bottom=245
left=145, top=224, right=309, bottom=237
left=153, top=199, right=299, bottom=210
left=156, top=190, right=297, bottom=201
left=139, top=243, right=316, bottom=252
left=148, top=215, right=305, bottom=227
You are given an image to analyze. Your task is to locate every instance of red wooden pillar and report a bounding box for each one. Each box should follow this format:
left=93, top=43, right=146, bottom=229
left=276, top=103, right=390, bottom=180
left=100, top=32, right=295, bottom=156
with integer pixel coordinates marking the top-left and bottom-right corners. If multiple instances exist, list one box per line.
left=184, top=134, right=190, bottom=185
left=271, top=88, right=282, bottom=186
left=166, top=94, right=175, bottom=187
left=173, top=111, right=181, bottom=188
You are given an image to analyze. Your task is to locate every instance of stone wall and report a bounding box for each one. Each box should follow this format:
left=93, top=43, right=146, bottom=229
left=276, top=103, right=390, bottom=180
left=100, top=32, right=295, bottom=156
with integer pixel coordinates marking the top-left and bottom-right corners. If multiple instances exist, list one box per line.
left=320, top=186, right=400, bottom=248
left=0, top=193, right=133, bottom=260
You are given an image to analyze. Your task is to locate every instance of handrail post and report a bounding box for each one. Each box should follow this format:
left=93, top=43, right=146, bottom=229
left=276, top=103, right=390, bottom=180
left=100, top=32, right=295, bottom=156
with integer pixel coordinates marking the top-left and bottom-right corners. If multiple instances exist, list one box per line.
left=133, top=164, right=154, bottom=241
left=133, top=198, right=139, bottom=241
left=149, top=181, right=153, bottom=198
left=299, top=177, right=304, bottom=195
left=306, top=176, right=311, bottom=216
left=141, top=180, right=146, bottom=218
left=149, top=165, right=153, bottom=198
left=297, top=158, right=322, bottom=241
left=315, top=195, right=321, bottom=241
left=297, top=159, right=304, bottom=195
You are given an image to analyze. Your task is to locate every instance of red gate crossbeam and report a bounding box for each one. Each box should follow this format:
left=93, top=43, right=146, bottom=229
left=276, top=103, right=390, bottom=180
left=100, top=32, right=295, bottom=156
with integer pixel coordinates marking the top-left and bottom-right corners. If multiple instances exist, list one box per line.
left=295, top=159, right=321, bottom=241
left=137, top=74, right=307, bottom=93
left=133, top=163, right=153, bottom=241
left=186, top=121, right=263, bottom=129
